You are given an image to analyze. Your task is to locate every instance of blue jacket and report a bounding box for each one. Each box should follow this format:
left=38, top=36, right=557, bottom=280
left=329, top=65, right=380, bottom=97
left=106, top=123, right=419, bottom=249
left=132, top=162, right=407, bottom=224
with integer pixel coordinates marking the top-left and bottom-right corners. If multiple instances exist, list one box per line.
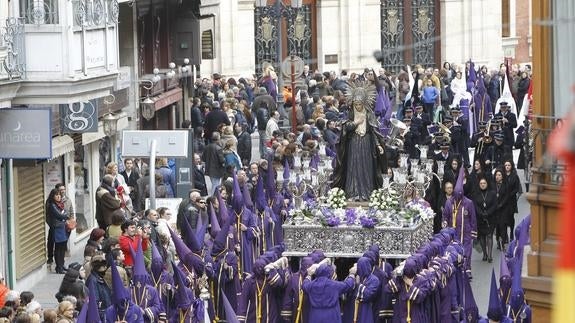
left=47, top=202, right=68, bottom=243
left=421, top=86, right=439, bottom=104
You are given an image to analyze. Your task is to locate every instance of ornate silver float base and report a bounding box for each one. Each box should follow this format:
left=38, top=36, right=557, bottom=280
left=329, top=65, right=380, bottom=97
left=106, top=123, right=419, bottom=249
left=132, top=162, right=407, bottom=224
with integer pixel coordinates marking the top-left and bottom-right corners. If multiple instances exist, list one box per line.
left=282, top=218, right=433, bottom=258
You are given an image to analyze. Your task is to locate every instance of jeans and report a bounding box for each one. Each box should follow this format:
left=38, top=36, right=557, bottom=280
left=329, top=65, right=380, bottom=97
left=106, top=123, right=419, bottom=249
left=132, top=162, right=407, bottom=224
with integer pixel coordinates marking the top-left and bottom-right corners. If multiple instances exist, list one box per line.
left=258, top=130, right=267, bottom=159
left=210, top=176, right=221, bottom=195
left=55, top=241, right=67, bottom=270
left=47, top=227, right=55, bottom=263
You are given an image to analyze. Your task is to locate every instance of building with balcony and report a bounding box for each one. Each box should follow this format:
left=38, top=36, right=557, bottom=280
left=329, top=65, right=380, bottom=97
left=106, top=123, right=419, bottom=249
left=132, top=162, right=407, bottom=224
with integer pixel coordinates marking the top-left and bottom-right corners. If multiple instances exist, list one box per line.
left=0, top=0, right=131, bottom=290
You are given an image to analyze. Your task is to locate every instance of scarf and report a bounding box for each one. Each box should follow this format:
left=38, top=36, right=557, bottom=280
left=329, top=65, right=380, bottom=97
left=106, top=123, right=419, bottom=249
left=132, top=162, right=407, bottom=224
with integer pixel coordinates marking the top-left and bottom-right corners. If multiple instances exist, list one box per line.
left=56, top=200, right=65, bottom=211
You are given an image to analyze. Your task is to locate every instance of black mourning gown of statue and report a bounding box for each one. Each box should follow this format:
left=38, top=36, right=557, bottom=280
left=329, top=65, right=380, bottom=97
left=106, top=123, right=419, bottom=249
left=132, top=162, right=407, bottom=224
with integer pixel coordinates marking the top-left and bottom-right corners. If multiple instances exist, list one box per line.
left=332, top=108, right=387, bottom=201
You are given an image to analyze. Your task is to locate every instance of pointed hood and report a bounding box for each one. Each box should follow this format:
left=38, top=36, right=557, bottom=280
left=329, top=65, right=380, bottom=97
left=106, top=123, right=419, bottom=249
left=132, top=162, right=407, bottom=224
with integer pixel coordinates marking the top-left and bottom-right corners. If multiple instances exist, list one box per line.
left=211, top=212, right=233, bottom=257
left=495, top=73, right=518, bottom=116
left=462, top=278, right=479, bottom=322
left=283, top=159, right=290, bottom=181
left=487, top=269, right=503, bottom=321
left=171, top=261, right=192, bottom=309
left=77, top=301, right=88, bottom=323
left=130, top=239, right=150, bottom=285
left=242, top=182, right=254, bottom=211
left=169, top=226, right=203, bottom=274
left=216, top=188, right=229, bottom=224
left=221, top=291, right=240, bottom=323
left=255, top=175, right=267, bottom=212
left=500, top=253, right=510, bottom=278
left=77, top=281, right=101, bottom=323
left=110, top=258, right=131, bottom=305
left=150, top=240, right=164, bottom=281
left=231, top=171, right=244, bottom=214
left=509, top=253, right=525, bottom=312
left=209, top=203, right=221, bottom=238
left=180, top=213, right=203, bottom=254
left=474, top=74, right=493, bottom=124
left=454, top=164, right=465, bottom=199
left=86, top=279, right=101, bottom=322
left=265, top=154, right=276, bottom=202
left=466, top=61, right=476, bottom=92
left=195, top=211, right=207, bottom=248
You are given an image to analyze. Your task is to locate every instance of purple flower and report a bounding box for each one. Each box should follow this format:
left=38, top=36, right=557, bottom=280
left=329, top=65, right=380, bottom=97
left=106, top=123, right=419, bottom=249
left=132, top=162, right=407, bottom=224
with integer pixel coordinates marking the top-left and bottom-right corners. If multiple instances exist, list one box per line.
left=345, top=208, right=357, bottom=225
left=360, top=216, right=377, bottom=228
left=326, top=216, right=341, bottom=227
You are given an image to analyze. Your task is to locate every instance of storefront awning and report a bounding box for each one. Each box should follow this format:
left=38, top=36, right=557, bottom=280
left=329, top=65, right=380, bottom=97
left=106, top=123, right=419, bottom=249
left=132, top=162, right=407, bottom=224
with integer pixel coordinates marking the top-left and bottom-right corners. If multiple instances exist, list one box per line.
left=150, top=88, right=183, bottom=111
left=51, top=135, right=75, bottom=159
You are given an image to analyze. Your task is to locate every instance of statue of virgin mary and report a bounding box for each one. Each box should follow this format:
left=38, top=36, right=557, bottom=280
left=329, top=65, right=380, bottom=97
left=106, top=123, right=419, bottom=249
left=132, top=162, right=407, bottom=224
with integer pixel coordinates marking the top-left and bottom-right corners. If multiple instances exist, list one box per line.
left=331, top=81, right=388, bottom=201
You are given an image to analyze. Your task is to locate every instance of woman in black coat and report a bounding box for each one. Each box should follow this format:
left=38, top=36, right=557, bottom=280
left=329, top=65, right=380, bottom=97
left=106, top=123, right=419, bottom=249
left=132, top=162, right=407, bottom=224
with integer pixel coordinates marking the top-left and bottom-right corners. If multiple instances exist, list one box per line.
left=46, top=188, right=69, bottom=274
left=504, top=159, right=521, bottom=240
left=467, top=158, right=492, bottom=197
left=493, top=168, right=513, bottom=251
left=473, top=177, right=498, bottom=262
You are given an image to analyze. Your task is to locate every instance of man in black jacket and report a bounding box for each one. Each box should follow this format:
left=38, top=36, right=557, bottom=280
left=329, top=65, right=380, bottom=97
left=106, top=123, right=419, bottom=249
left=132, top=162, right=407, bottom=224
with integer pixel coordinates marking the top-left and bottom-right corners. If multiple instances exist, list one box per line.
left=120, top=158, right=140, bottom=206
left=190, top=97, right=204, bottom=129
left=204, top=101, right=230, bottom=144
left=202, top=132, right=226, bottom=194
left=235, top=122, right=252, bottom=166
left=494, top=101, right=517, bottom=147
left=192, top=153, right=208, bottom=196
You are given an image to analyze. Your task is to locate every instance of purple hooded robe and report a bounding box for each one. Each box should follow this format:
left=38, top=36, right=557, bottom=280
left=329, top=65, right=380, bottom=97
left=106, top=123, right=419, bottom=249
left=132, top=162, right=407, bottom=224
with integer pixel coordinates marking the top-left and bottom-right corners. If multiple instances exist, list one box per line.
left=342, top=257, right=380, bottom=323
left=302, top=264, right=355, bottom=323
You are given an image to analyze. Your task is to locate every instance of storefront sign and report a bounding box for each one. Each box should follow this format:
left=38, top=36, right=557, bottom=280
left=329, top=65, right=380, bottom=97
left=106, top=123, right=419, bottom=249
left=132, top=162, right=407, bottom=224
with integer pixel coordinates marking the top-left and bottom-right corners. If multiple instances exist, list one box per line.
left=0, top=108, right=52, bottom=159
left=60, top=100, right=99, bottom=133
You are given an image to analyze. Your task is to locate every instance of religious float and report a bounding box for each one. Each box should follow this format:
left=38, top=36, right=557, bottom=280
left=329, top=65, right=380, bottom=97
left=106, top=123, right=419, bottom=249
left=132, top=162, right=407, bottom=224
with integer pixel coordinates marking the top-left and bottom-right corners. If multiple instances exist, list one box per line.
left=281, top=142, right=442, bottom=258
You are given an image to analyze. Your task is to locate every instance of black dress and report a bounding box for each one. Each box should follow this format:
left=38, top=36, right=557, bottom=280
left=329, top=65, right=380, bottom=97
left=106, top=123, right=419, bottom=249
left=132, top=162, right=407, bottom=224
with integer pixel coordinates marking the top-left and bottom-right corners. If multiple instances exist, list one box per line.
left=473, top=188, right=498, bottom=235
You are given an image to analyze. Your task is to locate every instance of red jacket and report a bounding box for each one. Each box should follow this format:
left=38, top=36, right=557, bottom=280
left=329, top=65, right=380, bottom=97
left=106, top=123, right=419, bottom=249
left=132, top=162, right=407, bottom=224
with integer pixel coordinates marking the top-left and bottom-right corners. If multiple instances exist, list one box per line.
left=118, top=235, right=148, bottom=267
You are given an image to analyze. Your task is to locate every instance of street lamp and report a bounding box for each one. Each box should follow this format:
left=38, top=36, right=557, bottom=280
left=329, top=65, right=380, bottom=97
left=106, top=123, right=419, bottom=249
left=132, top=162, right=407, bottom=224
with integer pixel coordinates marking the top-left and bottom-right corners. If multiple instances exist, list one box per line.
left=140, top=79, right=156, bottom=121
left=255, top=0, right=303, bottom=131
left=102, top=94, right=119, bottom=137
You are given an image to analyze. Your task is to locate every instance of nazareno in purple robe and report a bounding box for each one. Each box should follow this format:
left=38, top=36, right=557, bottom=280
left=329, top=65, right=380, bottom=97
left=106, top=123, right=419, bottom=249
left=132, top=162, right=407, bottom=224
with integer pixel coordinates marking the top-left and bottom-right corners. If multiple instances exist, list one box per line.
left=342, top=257, right=380, bottom=323
left=235, top=207, right=258, bottom=277
left=302, top=264, right=355, bottom=323
left=105, top=300, right=144, bottom=323
left=442, top=196, right=477, bottom=274
left=131, top=284, right=164, bottom=323
left=211, top=251, right=240, bottom=321
left=384, top=258, right=431, bottom=323
left=237, top=259, right=285, bottom=323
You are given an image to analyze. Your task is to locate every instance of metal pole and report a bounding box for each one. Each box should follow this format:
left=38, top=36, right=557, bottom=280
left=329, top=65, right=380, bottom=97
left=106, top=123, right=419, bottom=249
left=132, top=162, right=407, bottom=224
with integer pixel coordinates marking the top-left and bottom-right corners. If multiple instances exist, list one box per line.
left=275, top=0, right=286, bottom=125
left=290, top=55, right=297, bottom=133
left=149, top=139, right=157, bottom=209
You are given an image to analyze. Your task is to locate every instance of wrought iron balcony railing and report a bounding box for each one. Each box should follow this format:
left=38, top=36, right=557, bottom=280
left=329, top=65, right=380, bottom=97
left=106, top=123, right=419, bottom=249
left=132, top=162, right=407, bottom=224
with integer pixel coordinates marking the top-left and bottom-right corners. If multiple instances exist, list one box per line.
left=527, top=114, right=566, bottom=191
left=0, top=18, right=26, bottom=80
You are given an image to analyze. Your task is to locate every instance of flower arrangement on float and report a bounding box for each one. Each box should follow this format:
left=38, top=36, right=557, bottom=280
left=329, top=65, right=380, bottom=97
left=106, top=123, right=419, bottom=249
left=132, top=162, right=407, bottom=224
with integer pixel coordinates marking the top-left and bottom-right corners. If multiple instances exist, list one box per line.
left=286, top=187, right=434, bottom=229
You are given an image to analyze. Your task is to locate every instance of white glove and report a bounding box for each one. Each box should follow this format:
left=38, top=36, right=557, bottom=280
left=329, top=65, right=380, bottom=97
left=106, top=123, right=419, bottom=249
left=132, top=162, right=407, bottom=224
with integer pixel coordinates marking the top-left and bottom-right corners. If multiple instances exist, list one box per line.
left=307, top=264, right=319, bottom=276
left=349, top=264, right=357, bottom=275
